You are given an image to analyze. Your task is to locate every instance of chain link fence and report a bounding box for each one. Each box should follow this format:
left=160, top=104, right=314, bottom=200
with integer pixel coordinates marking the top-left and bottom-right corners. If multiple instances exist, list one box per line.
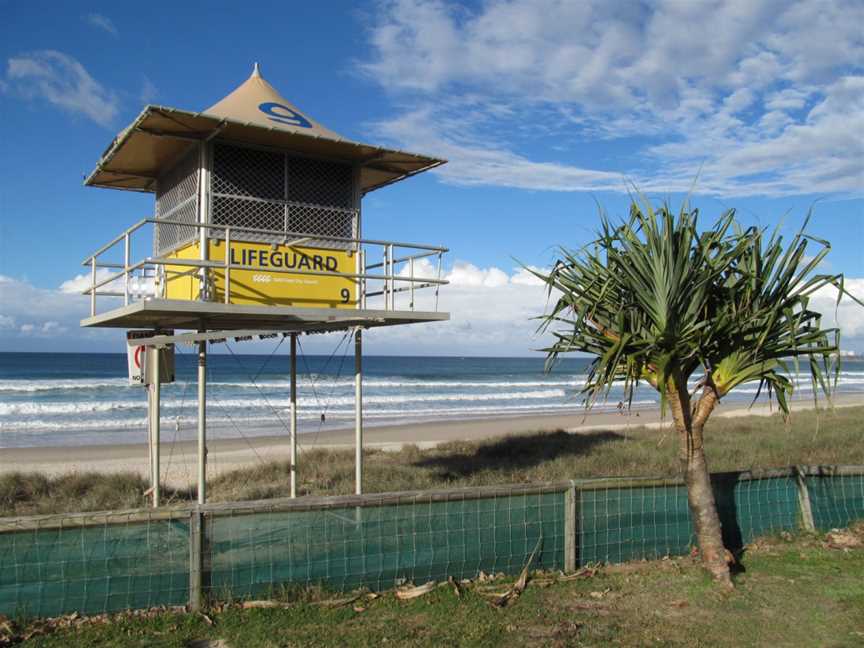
left=1, top=466, right=862, bottom=619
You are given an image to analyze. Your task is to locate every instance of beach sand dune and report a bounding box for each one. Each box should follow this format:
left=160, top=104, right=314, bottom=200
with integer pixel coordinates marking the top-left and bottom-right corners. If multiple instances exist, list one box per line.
left=3, top=393, right=862, bottom=488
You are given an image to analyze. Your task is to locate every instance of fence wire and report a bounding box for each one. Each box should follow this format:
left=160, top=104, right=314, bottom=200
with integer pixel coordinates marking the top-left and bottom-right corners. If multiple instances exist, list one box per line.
left=0, top=511, right=189, bottom=618
left=576, top=474, right=804, bottom=565
left=203, top=489, right=564, bottom=599
left=1, top=466, right=862, bottom=620
left=805, top=469, right=864, bottom=530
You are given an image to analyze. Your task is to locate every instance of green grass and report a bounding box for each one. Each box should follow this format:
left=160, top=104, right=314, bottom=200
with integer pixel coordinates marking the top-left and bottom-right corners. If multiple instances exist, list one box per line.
left=6, top=525, right=864, bottom=647
left=2, top=405, right=863, bottom=516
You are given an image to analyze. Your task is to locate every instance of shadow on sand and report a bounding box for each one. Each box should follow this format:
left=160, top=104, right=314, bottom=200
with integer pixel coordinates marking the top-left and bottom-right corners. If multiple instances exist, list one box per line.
left=412, top=429, right=624, bottom=479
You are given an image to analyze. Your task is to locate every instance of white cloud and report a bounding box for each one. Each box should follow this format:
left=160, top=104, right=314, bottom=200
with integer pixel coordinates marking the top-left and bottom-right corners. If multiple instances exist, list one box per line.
left=84, top=13, right=118, bottom=36
left=140, top=76, right=157, bottom=103
left=4, top=50, right=119, bottom=126
left=1, top=266, right=862, bottom=356
left=446, top=261, right=509, bottom=288
left=368, top=263, right=864, bottom=356
left=60, top=268, right=117, bottom=294
left=360, top=0, right=864, bottom=197
left=366, top=261, right=557, bottom=355
left=764, top=88, right=812, bottom=112
left=808, top=278, right=864, bottom=339
left=19, top=321, right=66, bottom=336
left=59, top=268, right=155, bottom=298
left=0, top=275, right=119, bottom=349
left=370, top=106, right=627, bottom=192
left=0, top=267, right=557, bottom=356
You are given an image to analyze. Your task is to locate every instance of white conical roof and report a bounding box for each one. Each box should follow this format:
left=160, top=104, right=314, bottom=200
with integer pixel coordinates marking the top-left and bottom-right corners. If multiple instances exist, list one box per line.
left=204, top=64, right=343, bottom=139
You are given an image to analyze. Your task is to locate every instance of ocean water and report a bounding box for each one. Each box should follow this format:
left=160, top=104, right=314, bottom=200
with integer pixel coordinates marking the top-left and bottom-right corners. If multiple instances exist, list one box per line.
left=0, top=351, right=862, bottom=448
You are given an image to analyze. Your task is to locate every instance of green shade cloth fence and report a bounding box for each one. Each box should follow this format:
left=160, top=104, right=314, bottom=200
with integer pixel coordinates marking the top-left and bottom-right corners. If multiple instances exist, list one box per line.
left=1, top=466, right=862, bottom=619
left=205, top=490, right=564, bottom=600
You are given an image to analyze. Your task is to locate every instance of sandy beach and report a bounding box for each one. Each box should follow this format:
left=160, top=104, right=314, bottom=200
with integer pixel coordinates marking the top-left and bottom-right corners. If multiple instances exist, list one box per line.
left=3, top=392, right=862, bottom=487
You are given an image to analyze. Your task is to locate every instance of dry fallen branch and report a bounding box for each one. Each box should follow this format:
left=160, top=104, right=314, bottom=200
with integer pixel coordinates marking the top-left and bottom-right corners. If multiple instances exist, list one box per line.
left=825, top=528, right=862, bottom=550
left=558, top=565, right=599, bottom=581
left=395, top=581, right=438, bottom=600
left=314, top=594, right=364, bottom=608
left=242, top=592, right=364, bottom=610
left=487, top=536, right=542, bottom=608
left=241, top=600, right=287, bottom=610
left=448, top=576, right=463, bottom=598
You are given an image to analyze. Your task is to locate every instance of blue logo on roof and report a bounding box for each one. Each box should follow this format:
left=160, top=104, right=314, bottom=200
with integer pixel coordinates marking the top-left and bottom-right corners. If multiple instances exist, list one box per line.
left=258, top=102, right=313, bottom=128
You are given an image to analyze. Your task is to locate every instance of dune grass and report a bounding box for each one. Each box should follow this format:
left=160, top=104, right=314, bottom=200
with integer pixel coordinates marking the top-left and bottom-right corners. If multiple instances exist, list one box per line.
left=2, top=405, right=863, bottom=517
left=7, top=525, right=864, bottom=647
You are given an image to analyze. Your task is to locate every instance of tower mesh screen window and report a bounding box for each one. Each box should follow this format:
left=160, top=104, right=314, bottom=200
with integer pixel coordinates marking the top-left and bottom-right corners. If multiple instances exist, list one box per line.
left=154, top=148, right=200, bottom=256
left=211, top=143, right=284, bottom=243
left=210, top=143, right=357, bottom=250
left=286, top=155, right=355, bottom=250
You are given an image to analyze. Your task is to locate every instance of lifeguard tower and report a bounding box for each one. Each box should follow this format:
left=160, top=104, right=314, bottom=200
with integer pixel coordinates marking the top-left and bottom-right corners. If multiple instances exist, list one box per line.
left=81, top=64, right=449, bottom=506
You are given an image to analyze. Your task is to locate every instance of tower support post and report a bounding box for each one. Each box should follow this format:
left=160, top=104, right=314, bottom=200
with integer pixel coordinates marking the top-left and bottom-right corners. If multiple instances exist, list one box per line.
left=151, top=347, right=161, bottom=508
left=290, top=333, right=298, bottom=498
left=147, top=380, right=154, bottom=502
left=354, top=328, right=363, bottom=495
left=197, top=337, right=207, bottom=505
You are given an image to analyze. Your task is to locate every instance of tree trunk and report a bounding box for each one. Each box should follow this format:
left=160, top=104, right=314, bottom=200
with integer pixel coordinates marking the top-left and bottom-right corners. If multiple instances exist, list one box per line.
left=668, top=382, right=732, bottom=587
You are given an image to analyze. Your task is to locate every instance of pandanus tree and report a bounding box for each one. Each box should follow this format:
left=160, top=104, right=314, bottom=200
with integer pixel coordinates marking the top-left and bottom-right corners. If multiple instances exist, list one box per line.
left=535, top=198, right=859, bottom=586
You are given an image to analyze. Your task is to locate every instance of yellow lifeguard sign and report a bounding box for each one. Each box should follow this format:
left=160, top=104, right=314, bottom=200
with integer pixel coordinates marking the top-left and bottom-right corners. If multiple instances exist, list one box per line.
left=164, top=240, right=357, bottom=307
left=79, top=63, right=451, bottom=507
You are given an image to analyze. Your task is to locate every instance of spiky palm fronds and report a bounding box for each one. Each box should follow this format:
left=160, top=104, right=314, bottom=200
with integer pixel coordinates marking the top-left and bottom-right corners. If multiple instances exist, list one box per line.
left=535, top=198, right=860, bottom=413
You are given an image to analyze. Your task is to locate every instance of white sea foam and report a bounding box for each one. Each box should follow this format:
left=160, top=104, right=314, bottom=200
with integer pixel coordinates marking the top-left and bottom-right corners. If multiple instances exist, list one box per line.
left=0, top=400, right=661, bottom=434
left=0, top=372, right=859, bottom=394
left=0, top=389, right=571, bottom=419
left=1, top=359, right=860, bottom=444
left=0, top=379, right=132, bottom=393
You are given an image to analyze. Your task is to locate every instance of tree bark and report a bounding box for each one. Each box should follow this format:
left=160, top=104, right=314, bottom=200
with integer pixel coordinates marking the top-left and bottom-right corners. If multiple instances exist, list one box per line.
left=667, top=380, right=732, bottom=587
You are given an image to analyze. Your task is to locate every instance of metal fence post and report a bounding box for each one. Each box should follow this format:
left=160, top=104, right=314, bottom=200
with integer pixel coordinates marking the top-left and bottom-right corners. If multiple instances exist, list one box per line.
left=409, top=257, right=415, bottom=310
left=124, top=233, right=130, bottom=306
left=189, top=509, right=204, bottom=611
left=564, top=480, right=577, bottom=572
left=224, top=227, right=232, bottom=304
left=387, top=244, right=395, bottom=310
left=355, top=329, right=363, bottom=495
left=360, top=249, right=367, bottom=309
left=434, top=252, right=442, bottom=312
left=794, top=466, right=816, bottom=532
left=90, top=257, right=97, bottom=316
left=382, top=247, right=389, bottom=310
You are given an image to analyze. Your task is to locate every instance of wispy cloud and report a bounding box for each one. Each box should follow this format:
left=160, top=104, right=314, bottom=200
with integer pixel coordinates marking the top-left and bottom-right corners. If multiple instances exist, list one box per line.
left=140, top=76, right=158, bottom=103
left=370, top=106, right=628, bottom=192
left=359, top=0, right=864, bottom=197
left=84, top=13, right=118, bottom=36
left=0, top=276, right=105, bottom=348
left=4, top=50, right=119, bottom=126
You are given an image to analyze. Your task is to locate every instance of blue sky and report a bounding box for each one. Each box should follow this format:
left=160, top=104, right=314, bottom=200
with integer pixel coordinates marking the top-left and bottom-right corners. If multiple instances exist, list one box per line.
left=0, top=0, right=862, bottom=355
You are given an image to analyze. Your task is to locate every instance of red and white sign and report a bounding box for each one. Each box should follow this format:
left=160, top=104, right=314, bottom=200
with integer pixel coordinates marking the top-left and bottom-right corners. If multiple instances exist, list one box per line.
left=126, top=331, right=151, bottom=385
left=126, top=330, right=176, bottom=385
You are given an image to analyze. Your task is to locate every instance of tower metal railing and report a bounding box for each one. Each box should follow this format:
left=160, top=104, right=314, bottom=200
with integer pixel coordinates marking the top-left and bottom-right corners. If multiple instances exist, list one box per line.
left=81, top=218, right=448, bottom=318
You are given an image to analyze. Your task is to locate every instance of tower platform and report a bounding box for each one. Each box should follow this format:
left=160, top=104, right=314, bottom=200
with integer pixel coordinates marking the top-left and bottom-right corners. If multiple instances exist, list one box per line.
left=81, top=299, right=448, bottom=333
